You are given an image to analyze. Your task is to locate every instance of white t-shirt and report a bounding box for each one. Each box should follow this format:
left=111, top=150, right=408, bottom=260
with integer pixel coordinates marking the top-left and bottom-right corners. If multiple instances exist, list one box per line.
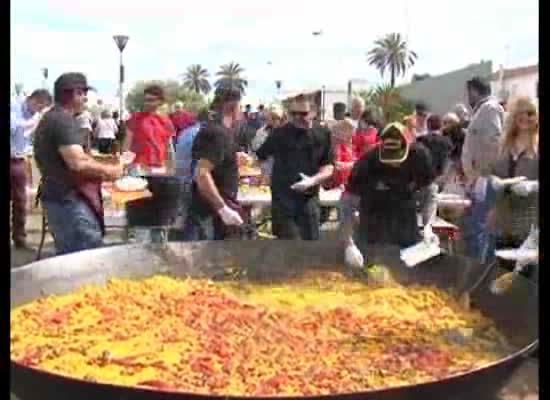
left=76, top=111, right=93, bottom=132
left=95, top=118, right=118, bottom=139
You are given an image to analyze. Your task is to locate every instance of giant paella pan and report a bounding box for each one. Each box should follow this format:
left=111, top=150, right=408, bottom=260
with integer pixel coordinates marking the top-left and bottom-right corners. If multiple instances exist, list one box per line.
left=11, top=241, right=538, bottom=400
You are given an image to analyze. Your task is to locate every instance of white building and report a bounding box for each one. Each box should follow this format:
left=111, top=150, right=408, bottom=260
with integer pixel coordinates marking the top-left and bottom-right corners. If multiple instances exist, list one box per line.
left=282, top=79, right=370, bottom=120
left=491, top=64, right=538, bottom=105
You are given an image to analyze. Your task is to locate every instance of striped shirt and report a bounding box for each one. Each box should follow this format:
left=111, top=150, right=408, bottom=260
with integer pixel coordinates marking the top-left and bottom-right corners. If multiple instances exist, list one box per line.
left=10, top=99, right=38, bottom=158
left=491, top=151, right=538, bottom=242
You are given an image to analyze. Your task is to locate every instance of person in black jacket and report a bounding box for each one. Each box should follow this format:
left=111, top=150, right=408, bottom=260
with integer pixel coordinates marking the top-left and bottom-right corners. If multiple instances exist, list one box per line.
left=341, top=123, right=449, bottom=268
left=256, top=96, right=334, bottom=240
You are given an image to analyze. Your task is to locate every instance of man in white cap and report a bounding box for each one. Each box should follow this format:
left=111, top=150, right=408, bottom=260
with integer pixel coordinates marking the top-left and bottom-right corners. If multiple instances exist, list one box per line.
left=341, top=123, right=446, bottom=268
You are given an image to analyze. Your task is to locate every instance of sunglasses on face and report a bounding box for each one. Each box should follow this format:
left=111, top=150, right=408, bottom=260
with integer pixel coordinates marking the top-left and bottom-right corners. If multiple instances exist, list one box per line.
left=290, top=111, right=308, bottom=118
left=66, top=87, right=88, bottom=96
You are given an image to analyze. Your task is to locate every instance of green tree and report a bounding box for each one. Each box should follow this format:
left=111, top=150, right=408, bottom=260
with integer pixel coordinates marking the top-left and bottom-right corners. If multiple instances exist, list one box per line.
left=356, top=84, right=415, bottom=124
left=215, top=62, right=248, bottom=95
left=182, top=64, right=211, bottom=95
left=367, top=33, right=418, bottom=87
left=125, top=80, right=208, bottom=114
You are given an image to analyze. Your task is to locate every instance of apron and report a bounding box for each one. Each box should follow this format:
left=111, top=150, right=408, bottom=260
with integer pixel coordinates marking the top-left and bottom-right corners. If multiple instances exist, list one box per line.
left=357, top=179, right=419, bottom=248
left=71, top=174, right=105, bottom=235
left=43, top=173, right=105, bottom=236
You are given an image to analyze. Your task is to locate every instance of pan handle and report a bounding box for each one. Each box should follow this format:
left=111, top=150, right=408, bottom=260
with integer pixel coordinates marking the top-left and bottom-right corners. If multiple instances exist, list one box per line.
left=521, top=340, right=539, bottom=359
left=461, top=260, right=499, bottom=296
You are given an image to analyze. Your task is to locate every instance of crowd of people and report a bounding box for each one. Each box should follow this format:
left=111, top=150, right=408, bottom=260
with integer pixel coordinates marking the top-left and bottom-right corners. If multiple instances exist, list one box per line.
left=10, top=72, right=538, bottom=276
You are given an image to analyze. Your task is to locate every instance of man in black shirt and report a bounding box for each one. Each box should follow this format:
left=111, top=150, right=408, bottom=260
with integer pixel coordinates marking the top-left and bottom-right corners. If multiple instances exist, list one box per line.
left=34, top=73, right=125, bottom=255
left=341, top=122, right=438, bottom=268
left=256, top=96, right=334, bottom=240
left=183, top=87, right=244, bottom=240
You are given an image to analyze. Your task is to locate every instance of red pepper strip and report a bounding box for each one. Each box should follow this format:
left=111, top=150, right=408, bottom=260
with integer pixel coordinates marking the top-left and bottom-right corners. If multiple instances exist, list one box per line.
left=137, top=380, right=174, bottom=390
left=99, top=306, right=118, bottom=322
left=17, top=348, right=44, bottom=367
left=46, top=310, right=71, bottom=324
left=18, top=356, right=39, bottom=367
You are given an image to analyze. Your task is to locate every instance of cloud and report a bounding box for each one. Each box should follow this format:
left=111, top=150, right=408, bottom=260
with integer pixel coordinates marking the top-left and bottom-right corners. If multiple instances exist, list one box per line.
left=12, top=0, right=538, bottom=100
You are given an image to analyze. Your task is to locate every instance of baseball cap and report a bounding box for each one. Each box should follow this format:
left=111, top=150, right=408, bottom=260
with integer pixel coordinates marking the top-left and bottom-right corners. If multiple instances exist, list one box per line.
left=54, top=72, right=95, bottom=93
left=379, top=122, right=411, bottom=164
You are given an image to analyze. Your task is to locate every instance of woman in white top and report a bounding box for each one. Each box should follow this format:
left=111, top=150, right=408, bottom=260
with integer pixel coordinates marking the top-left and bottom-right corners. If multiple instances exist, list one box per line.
left=95, top=110, right=118, bottom=154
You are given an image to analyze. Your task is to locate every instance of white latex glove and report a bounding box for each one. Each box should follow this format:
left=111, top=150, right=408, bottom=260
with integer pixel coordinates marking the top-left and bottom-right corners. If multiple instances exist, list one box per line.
left=290, top=173, right=317, bottom=192
left=217, top=205, right=244, bottom=226
left=423, top=224, right=440, bottom=246
left=520, top=225, right=539, bottom=251
left=490, top=176, right=527, bottom=192
left=514, top=225, right=539, bottom=272
left=511, top=180, right=539, bottom=197
left=514, top=252, right=538, bottom=273
left=345, top=241, right=365, bottom=269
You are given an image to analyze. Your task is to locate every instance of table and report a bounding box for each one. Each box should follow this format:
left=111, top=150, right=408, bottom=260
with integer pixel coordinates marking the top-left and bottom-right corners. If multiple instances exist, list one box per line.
left=239, top=189, right=470, bottom=209
left=101, top=187, right=462, bottom=246
left=238, top=188, right=342, bottom=208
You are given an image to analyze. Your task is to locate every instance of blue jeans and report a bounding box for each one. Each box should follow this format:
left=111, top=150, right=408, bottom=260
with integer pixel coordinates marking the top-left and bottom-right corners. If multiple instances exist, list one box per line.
left=43, top=197, right=103, bottom=255
left=461, top=181, right=496, bottom=264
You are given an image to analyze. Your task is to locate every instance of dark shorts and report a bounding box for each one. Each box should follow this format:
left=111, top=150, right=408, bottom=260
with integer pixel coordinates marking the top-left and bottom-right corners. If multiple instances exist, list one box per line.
left=271, top=197, right=320, bottom=240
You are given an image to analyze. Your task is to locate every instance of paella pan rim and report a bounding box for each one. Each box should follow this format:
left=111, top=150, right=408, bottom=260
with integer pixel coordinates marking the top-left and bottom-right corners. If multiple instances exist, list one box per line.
left=10, top=339, right=537, bottom=400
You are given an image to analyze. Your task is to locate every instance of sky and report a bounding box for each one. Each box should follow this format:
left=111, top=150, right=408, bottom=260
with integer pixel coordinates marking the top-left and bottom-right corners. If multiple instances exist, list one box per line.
left=12, top=0, right=538, bottom=105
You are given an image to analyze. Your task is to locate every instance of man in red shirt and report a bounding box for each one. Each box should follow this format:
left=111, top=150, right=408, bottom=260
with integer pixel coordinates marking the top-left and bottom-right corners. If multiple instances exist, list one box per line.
left=123, top=85, right=176, bottom=170
left=170, top=101, right=196, bottom=143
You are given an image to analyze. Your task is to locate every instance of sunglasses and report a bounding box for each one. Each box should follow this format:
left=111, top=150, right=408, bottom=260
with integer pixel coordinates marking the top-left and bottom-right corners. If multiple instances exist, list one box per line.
left=65, top=87, right=89, bottom=95
left=290, top=111, right=308, bottom=117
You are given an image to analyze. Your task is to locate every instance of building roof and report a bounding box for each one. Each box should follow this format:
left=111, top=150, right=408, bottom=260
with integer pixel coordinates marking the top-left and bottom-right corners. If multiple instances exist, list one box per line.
left=491, top=64, right=538, bottom=81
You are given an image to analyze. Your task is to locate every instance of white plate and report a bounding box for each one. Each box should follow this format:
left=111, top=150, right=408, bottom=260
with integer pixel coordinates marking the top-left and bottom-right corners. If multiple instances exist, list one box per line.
left=114, top=177, right=148, bottom=192
left=495, top=249, right=538, bottom=261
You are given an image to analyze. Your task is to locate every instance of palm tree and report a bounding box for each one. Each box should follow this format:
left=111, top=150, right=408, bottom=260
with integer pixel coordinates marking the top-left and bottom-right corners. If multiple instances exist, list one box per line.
left=371, top=83, right=414, bottom=123
left=215, top=62, right=248, bottom=95
left=367, top=33, right=418, bottom=87
left=182, top=64, right=211, bottom=95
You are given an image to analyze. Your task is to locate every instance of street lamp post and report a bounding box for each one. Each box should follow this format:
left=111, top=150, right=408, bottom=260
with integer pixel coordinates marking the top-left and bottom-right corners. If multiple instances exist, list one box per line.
left=41, top=68, right=48, bottom=90
left=275, top=80, right=282, bottom=102
left=113, top=34, right=129, bottom=126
